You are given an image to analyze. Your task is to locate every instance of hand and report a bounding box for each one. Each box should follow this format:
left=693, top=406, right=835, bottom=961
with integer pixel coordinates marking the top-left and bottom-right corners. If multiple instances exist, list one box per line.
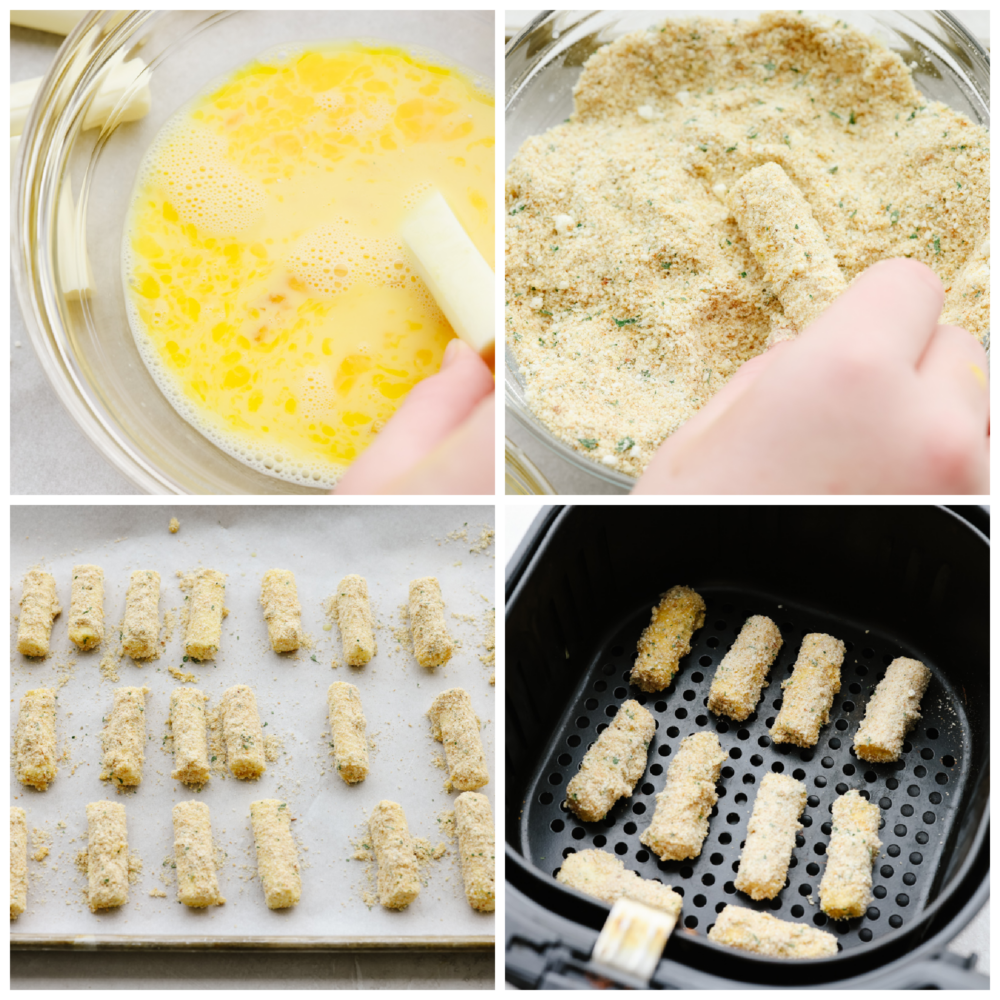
left=633, top=258, right=989, bottom=495
left=333, top=339, right=494, bottom=495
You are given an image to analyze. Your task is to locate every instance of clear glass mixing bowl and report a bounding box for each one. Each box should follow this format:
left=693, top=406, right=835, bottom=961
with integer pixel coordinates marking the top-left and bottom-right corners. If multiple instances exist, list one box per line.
left=504, top=10, right=990, bottom=491
left=14, top=10, right=493, bottom=494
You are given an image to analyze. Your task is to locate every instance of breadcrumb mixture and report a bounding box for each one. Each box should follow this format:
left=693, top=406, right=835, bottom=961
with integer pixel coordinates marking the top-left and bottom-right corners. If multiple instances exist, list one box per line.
left=505, top=12, right=990, bottom=477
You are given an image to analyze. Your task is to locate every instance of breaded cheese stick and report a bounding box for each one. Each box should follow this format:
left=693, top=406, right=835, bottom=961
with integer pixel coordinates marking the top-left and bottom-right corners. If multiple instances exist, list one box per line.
left=631, top=585, right=706, bottom=693
left=250, top=799, right=301, bottom=909
left=707, top=615, right=783, bottom=722
left=183, top=569, right=226, bottom=661
left=854, top=656, right=932, bottom=763
left=334, top=574, right=377, bottom=666
left=819, top=790, right=881, bottom=920
left=260, top=569, right=303, bottom=652
left=640, top=731, right=728, bottom=861
left=327, top=682, right=369, bottom=784
left=122, top=569, right=160, bottom=659
left=454, top=791, right=495, bottom=912
left=10, top=807, right=28, bottom=919
left=369, top=800, right=421, bottom=910
left=428, top=687, right=489, bottom=791
left=771, top=633, right=845, bottom=748
left=734, top=773, right=807, bottom=900
left=169, top=688, right=210, bottom=785
left=409, top=577, right=454, bottom=667
left=219, top=684, right=266, bottom=779
left=100, top=686, right=148, bottom=787
left=69, top=564, right=104, bottom=650
left=173, top=801, right=225, bottom=907
left=17, top=569, right=61, bottom=657
left=728, top=162, right=847, bottom=334
left=565, top=700, right=654, bottom=823
left=86, top=801, right=129, bottom=911
left=709, top=904, right=837, bottom=959
left=14, top=688, right=58, bottom=791
left=558, top=848, right=683, bottom=921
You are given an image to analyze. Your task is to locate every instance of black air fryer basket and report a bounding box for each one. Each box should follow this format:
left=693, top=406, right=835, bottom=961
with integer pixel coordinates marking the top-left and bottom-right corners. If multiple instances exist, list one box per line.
left=506, top=506, right=989, bottom=989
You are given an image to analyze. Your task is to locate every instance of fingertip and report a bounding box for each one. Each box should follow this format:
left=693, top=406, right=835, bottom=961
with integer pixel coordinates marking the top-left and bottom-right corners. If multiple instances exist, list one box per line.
left=867, top=257, right=944, bottom=303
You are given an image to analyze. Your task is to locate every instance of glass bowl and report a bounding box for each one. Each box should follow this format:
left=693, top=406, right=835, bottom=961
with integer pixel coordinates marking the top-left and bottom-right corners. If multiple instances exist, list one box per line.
left=504, top=10, right=990, bottom=492
left=13, top=10, right=493, bottom=494
left=505, top=436, right=556, bottom=495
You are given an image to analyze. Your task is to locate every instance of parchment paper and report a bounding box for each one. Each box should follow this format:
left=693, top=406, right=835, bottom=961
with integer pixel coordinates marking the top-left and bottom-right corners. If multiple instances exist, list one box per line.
left=10, top=505, right=495, bottom=944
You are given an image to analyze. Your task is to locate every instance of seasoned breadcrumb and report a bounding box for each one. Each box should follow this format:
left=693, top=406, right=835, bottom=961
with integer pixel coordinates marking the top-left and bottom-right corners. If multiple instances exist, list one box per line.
left=173, top=801, right=225, bottom=907
left=708, top=615, right=783, bottom=721
left=122, top=570, right=160, bottom=660
left=219, top=685, right=266, bottom=780
left=68, top=564, right=104, bottom=650
left=14, top=688, right=58, bottom=791
left=100, top=686, right=149, bottom=788
left=854, top=656, right=932, bottom=762
left=369, top=800, right=421, bottom=910
left=17, top=570, right=61, bottom=657
left=250, top=799, right=301, bottom=909
left=409, top=577, right=454, bottom=667
left=819, top=789, right=881, bottom=920
left=182, top=569, right=227, bottom=661
left=558, top=848, right=682, bottom=919
left=631, top=585, right=706, bottom=692
left=428, top=688, right=489, bottom=791
left=260, top=569, right=303, bottom=653
left=86, top=801, right=129, bottom=911
left=454, top=792, right=495, bottom=912
left=771, top=633, right=845, bottom=748
left=169, top=687, right=211, bottom=785
left=11, top=808, right=28, bottom=919
left=709, top=904, right=837, bottom=958
left=327, top=682, right=369, bottom=783
left=333, top=574, right=377, bottom=666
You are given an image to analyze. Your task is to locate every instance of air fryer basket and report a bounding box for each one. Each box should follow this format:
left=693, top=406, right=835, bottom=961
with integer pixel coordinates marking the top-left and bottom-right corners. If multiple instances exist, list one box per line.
left=506, top=506, right=989, bottom=988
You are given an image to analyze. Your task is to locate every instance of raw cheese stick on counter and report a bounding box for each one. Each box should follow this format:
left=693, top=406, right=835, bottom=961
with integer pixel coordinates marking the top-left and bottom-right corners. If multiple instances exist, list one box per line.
left=369, top=800, right=421, bottom=910
left=14, top=688, right=58, bottom=791
left=100, top=686, right=149, bottom=788
left=770, top=633, right=845, bottom=748
left=854, top=656, right=933, bottom=763
left=327, top=682, right=369, bottom=784
left=16, top=569, right=61, bottom=657
left=409, top=577, right=454, bottom=667
left=333, top=574, right=377, bottom=666
left=640, top=731, right=728, bottom=861
left=260, top=569, right=304, bottom=653
left=219, top=685, right=266, bottom=780
left=249, top=800, right=301, bottom=910
left=819, top=789, right=881, bottom=920
left=10, top=807, right=28, bottom=920
left=122, top=569, right=160, bottom=659
left=733, top=773, right=807, bottom=900
left=86, top=801, right=129, bottom=911
left=169, top=688, right=210, bottom=785
left=182, top=569, right=227, bottom=661
left=630, top=585, right=706, bottom=693
left=565, top=700, right=655, bottom=823
left=68, top=564, right=105, bottom=650
left=173, top=801, right=225, bottom=907
left=454, top=791, right=496, bottom=912
left=709, top=904, right=838, bottom=959
left=707, top=615, right=783, bottom=722
left=428, top=687, right=489, bottom=791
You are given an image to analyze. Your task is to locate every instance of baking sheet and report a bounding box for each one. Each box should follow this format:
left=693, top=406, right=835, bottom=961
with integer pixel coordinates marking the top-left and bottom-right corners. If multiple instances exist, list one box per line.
left=10, top=505, right=495, bottom=946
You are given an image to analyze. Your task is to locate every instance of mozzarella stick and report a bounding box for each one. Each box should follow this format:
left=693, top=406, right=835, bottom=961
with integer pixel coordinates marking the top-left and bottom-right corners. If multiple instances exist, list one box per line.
left=558, top=848, right=682, bottom=921
left=219, top=684, right=266, bottom=780
left=770, top=633, right=845, bottom=748
left=734, top=773, right=807, bottom=900
left=169, top=688, right=210, bottom=785
left=854, top=656, right=932, bottom=763
left=17, top=569, right=61, bottom=657
left=86, top=801, right=129, bottom=911
left=69, top=564, right=104, bottom=650
left=122, top=569, right=160, bottom=659
left=333, top=574, right=377, bottom=666
left=327, top=682, right=369, bottom=784
left=640, top=731, right=728, bottom=861
left=707, top=615, right=783, bottom=721
left=369, top=800, right=421, bottom=910
left=709, top=904, right=837, bottom=959
left=454, top=791, right=496, bottom=912
left=260, top=569, right=303, bottom=653
left=631, top=585, right=706, bottom=692
left=173, top=801, right=225, bottom=907
left=10, top=808, right=27, bottom=920
left=249, top=799, right=301, bottom=909
left=819, top=790, right=881, bottom=920
left=14, top=688, right=58, bottom=791
left=409, top=577, right=454, bottom=667
left=100, top=686, right=148, bottom=787
left=183, top=569, right=226, bottom=661
left=728, top=162, right=847, bottom=334
left=428, top=687, right=489, bottom=791
left=566, top=700, right=654, bottom=822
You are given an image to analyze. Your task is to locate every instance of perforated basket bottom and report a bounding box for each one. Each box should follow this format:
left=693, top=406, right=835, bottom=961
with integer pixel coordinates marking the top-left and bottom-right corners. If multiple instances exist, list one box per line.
left=520, top=586, right=969, bottom=954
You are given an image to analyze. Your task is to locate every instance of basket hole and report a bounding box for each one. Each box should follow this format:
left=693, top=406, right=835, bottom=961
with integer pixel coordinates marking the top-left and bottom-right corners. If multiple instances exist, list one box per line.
left=835, top=719, right=848, bottom=731
left=854, top=664, right=868, bottom=677
left=889, top=915, right=903, bottom=928
left=655, top=701, right=667, bottom=713
left=650, top=763, right=663, bottom=776
left=842, top=763, right=855, bottom=776
left=716, top=721, right=730, bottom=734
left=900, top=803, right=912, bottom=816
left=658, top=745, right=671, bottom=757
left=572, top=828, right=585, bottom=840
left=603, top=663, right=615, bottom=676
left=624, top=822, right=637, bottom=835
left=880, top=865, right=894, bottom=879
left=585, top=698, right=598, bottom=711
left=577, top=716, right=590, bottom=728
left=550, top=819, right=565, bottom=833
left=693, top=894, right=706, bottom=907
left=635, top=850, right=649, bottom=863
left=903, top=872, right=916, bottom=886
left=841, top=701, right=855, bottom=712
left=757, top=736, right=771, bottom=748
left=726, top=813, right=740, bottom=826
left=873, top=885, right=887, bottom=899
left=593, top=835, right=606, bottom=848
left=615, top=842, right=628, bottom=856
left=894, top=825, right=907, bottom=837
left=791, top=904, right=804, bottom=918
left=886, top=844, right=900, bottom=858
left=567, top=735, right=581, bottom=748
left=923, top=812, right=935, bottom=824
left=770, top=761, right=784, bottom=773
left=714, top=620, right=727, bottom=630
left=595, top=680, right=607, bottom=692
left=935, top=772, right=949, bottom=785
left=562, top=847, right=576, bottom=859
left=866, top=906, right=880, bottom=920
left=926, top=728, right=939, bottom=740
left=699, top=655, right=712, bottom=667
left=701, top=873, right=715, bottom=886
left=730, top=747, right=743, bottom=761
left=683, top=689, right=696, bottom=702
left=742, top=773, right=756, bottom=785
left=718, top=832, right=731, bottom=845
left=548, top=773, right=563, bottom=786
left=707, top=637, right=719, bottom=648
left=539, top=792, right=553, bottom=805
left=605, top=706, right=617, bottom=718
left=910, top=852, right=923, bottom=864
left=813, top=913, right=827, bottom=927
left=632, top=802, right=646, bottom=815
left=929, top=792, right=942, bottom=805
left=848, top=682, right=861, bottom=695
left=675, top=707, right=688, bottom=719
left=684, top=915, right=699, bottom=929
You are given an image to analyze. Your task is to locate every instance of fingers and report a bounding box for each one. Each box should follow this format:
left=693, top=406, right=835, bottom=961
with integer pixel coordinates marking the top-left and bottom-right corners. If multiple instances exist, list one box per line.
left=917, top=324, right=990, bottom=428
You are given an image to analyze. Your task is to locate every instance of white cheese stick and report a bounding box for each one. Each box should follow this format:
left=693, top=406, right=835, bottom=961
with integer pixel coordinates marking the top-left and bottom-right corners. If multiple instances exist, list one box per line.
left=409, top=577, right=454, bottom=667
left=710, top=904, right=837, bottom=958
left=16, top=569, right=61, bottom=657
left=122, top=570, right=160, bottom=659
left=69, top=564, right=105, bottom=650
left=428, top=687, right=489, bottom=791
left=369, top=800, right=421, bottom=910
left=327, top=682, right=369, bottom=784
left=454, top=792, right=496, bottom=912
left=219, top=685, right=266, bottom=780
left=260, top=569, right=303, bottom=653
left=182, top=568, right=226, bottom=661
left=819, top=789, right=881, bottom=920
left=14, top=688, right=58, bottom=791
left=173, top=801, right=225, bottom=907
left=558, top=848, right=681, bottom=920
left=100, top=686, right=149, bottom=787
left=250, top=799, right=301, bottom=909
left=86, top=801, right=128, bottom=911
left=333, top=574, right=376, bottom=666
left=10, top=808, right=28, bottom=919
left=854, top=657, right=932, bottom=762
left=169, top=687, right=210, bottom=785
